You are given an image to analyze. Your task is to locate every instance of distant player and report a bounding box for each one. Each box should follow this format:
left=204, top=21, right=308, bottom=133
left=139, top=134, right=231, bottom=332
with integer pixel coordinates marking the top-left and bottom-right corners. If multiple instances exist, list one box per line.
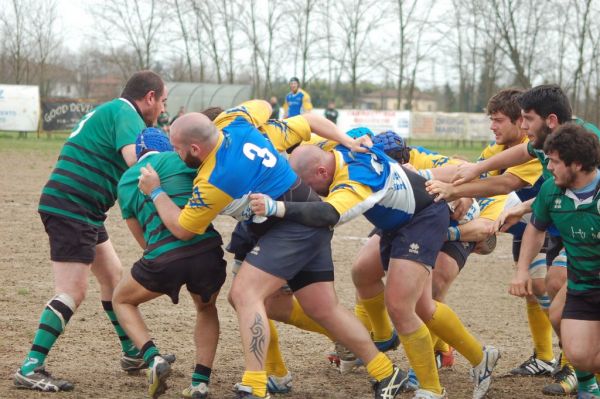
left=283, top=77, right=312, bottom=118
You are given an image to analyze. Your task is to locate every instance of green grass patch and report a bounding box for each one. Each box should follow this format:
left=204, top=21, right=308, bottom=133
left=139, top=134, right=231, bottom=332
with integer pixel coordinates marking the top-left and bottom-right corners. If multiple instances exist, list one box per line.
left=17, top=288, right=29, bottom=295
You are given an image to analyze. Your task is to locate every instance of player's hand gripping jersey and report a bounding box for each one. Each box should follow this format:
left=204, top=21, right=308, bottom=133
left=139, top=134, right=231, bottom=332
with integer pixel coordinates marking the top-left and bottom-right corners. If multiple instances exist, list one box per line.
left=177, top=104, right=299, bottom=234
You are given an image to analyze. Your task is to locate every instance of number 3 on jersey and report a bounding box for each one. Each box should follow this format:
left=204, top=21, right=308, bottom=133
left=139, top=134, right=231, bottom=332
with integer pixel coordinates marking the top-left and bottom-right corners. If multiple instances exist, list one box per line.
left=243, top=142, right=277, bottom=168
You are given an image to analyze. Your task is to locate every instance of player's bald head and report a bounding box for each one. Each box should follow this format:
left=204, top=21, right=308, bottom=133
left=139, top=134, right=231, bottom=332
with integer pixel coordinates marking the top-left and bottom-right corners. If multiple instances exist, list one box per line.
left=289, top=145, right=328, bottom=177
left=170, top=112, right=218, bottom=145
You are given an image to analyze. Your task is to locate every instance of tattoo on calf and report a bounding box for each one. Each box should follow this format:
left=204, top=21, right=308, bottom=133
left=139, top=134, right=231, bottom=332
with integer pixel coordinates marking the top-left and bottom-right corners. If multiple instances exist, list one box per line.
left=249, top=313, right=266, bottom=367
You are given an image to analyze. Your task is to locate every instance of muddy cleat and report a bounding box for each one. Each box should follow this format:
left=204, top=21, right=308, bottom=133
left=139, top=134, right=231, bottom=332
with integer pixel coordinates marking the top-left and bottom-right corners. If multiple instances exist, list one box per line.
left=542, top=364, right=577, bottom=396
left=373, top=366, right=408, bottom=399
left=14, top=367, right=74, bottom=392
left=471, top=345, right=500, bottom=399
left=435, top=347, right=455, bottom=370
left=121, top=352, right=176, bottom=372
left=267, top=372, right=292, bottom=394
left=510, top=353, right=555, bottom=376
left=331, top=341, right=361, bottom=374
left=412, top=389, right=448, bottom=399
left=233, top=383, right=271, bottom=398
left=147, top=356, right=171, bottom=398
left=374, top=330, right=400, bottom=353
left=182, top=382, right=209, bottom=399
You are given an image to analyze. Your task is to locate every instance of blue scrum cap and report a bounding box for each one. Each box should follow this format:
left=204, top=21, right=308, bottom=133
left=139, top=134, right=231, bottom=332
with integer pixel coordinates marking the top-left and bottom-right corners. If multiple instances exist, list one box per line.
left=373, top=130, right=411, bottom=164
left=135, top=127, right=173, bottom=159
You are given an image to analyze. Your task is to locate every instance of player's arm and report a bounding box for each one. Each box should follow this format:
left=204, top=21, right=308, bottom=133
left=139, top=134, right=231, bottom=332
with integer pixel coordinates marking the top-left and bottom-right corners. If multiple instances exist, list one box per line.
left=301, top=113, right=365, bottom=151
left=494, top=198, right=534, bottom=233
left=509, top=187, right=552, bottom=297
left=426, top=172, right=527, bottom=202
left=509, top=223, right=546, bottom=297
left=121, top=144, right=137, bottom=167
left=125, top=218, right=146, bottom=249
left=254, top=198, right=341, bottom=227
left=448, top=217, right=494, bottom=242
left=417, top=164, right=460, bottom=183
left=452, top=143, right=533, bottom=184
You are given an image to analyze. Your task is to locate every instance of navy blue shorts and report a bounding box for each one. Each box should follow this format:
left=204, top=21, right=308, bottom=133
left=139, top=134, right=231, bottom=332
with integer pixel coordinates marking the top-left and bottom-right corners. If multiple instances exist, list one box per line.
left=379, top=201, right=449, bottom=270
left=512, top=232, right=552, bottom=263
left=440, top=241, right=474, bottom=271
left=40, top=212, right=109, bottom=264
left=244, top=220, right=334, bottom=292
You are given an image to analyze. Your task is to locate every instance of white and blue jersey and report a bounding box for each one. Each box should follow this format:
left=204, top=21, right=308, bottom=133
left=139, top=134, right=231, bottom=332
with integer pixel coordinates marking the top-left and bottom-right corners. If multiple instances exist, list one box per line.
left=325, top=145, right=433, bottom=231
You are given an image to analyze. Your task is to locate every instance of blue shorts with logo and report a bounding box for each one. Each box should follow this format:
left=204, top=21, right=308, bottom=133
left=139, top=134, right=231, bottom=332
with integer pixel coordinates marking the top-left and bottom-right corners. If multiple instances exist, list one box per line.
left=244, top=220, right=334, bottom=292
left=379, top=201, right=449, bottom=270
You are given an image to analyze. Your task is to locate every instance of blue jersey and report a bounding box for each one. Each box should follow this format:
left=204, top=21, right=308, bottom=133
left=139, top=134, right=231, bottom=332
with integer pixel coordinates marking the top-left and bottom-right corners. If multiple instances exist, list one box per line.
left=179, top=105, right=297, bottom=234
left=283, top=89, right=312, bottom=117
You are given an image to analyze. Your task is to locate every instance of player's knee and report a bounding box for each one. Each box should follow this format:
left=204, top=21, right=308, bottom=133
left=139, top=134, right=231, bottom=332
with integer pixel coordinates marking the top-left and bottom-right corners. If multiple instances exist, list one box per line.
left=351, top=256, right=382, bottom=288
left=564, top=345, right=595, bottom=372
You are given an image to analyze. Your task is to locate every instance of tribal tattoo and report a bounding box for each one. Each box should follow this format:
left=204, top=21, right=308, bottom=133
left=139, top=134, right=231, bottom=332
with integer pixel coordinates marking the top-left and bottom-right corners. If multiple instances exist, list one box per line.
left=249, top=313, right=266, bottom=367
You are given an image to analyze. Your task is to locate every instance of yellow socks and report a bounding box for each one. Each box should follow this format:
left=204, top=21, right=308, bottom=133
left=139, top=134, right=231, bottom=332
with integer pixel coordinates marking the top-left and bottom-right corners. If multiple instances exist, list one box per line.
left=400, top=324, right=443, bottom=394
left=366, top=352, right=394, bottom=382
left=430, top=331, right=450, bottom=353
left=526, top=300, right=554, bottom=362
left=287, top=297, right=333, bottom=339
left=360, top=292, right=394, bottom=341
left=425, top=301, right=483, bottom=366
left=265, top=319, right=289, bottom=378
left=241, top=370, right=268, bottom=398
left=354, top=301, right=373, bottom=332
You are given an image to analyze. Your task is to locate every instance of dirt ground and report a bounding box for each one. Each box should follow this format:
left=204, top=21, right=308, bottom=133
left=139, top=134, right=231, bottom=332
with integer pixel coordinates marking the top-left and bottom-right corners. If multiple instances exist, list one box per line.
left=0, top=147, right=561, bottom=398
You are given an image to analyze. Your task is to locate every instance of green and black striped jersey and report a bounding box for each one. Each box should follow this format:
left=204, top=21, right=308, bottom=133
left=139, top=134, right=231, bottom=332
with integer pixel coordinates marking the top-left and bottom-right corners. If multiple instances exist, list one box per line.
left=118, top=152, right=221, bottom=262
left=531, top=176, right=600, bottom=295
left=39, top=98, right=146, bottom=226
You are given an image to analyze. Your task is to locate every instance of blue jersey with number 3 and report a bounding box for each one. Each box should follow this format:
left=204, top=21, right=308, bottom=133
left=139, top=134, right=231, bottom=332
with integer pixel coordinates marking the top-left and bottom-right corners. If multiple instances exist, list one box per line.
left=178, top=105, right=297, bottom=234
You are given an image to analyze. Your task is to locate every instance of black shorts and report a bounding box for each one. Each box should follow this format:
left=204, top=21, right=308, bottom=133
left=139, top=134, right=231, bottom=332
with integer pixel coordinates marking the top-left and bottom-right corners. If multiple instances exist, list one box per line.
left=131, top=246, right=226, bottom=304
left=40, top=212, right=109, bottom=264
left=379, top=201, right=449, bottom=270
left=440, top=241, right=474, bottom=271
left=562, top=291, right=600, bottom=321
left=244, top=220, right=334, bottom=292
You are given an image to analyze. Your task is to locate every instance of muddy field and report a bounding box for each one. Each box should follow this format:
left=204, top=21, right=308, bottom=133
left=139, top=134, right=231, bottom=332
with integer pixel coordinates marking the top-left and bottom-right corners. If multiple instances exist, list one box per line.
left=0, top=144, right=558, bottom=398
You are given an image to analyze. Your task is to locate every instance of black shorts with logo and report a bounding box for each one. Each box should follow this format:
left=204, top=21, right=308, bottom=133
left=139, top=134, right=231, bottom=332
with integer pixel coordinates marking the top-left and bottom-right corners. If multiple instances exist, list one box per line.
left=132, top=246, right=227, bottom=304
left=40, top=212, right=109, bottom=264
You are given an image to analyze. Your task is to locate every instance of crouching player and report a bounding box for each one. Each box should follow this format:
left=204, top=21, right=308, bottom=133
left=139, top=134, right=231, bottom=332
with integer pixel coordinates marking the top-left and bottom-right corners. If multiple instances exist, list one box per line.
left=113, top=128, right=226, bottom=398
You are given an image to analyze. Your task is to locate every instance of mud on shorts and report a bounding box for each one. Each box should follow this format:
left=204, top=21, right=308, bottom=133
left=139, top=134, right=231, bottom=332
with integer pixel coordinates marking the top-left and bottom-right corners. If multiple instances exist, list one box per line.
left=244, top=220, right=334, bottom=292
left=562, top=291, right=600, bottom=321
left=40, top=212, right=109, bottom=264
left=379, top=201, right=450, bottom=271
left=132, top=245, right=226, bottom=304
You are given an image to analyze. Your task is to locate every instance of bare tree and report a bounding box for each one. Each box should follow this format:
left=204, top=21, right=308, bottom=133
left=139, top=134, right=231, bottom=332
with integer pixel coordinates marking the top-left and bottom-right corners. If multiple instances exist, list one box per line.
left=334, top=0, right=386, bottom=107
left=30, top=0, right=62, bottom=96
left=93, top=0, right=168, bottom=71
left=1, top=0, right=32, bottom=84
left=190, top=1, right=223, bottom=83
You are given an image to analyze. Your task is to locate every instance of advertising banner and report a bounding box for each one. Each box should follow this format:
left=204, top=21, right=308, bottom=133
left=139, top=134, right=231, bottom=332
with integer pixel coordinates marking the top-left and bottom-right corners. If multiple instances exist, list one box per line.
left=0, top=85, right=40, bottom=132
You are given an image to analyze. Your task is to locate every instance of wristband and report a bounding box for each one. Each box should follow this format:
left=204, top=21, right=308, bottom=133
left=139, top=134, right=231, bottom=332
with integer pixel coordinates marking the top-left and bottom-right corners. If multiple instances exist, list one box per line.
left=418, top=169, right=433, bottom=181
left=150, top=186, right=166, bottom=201
left=447, top=226, right=461, bottom=241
